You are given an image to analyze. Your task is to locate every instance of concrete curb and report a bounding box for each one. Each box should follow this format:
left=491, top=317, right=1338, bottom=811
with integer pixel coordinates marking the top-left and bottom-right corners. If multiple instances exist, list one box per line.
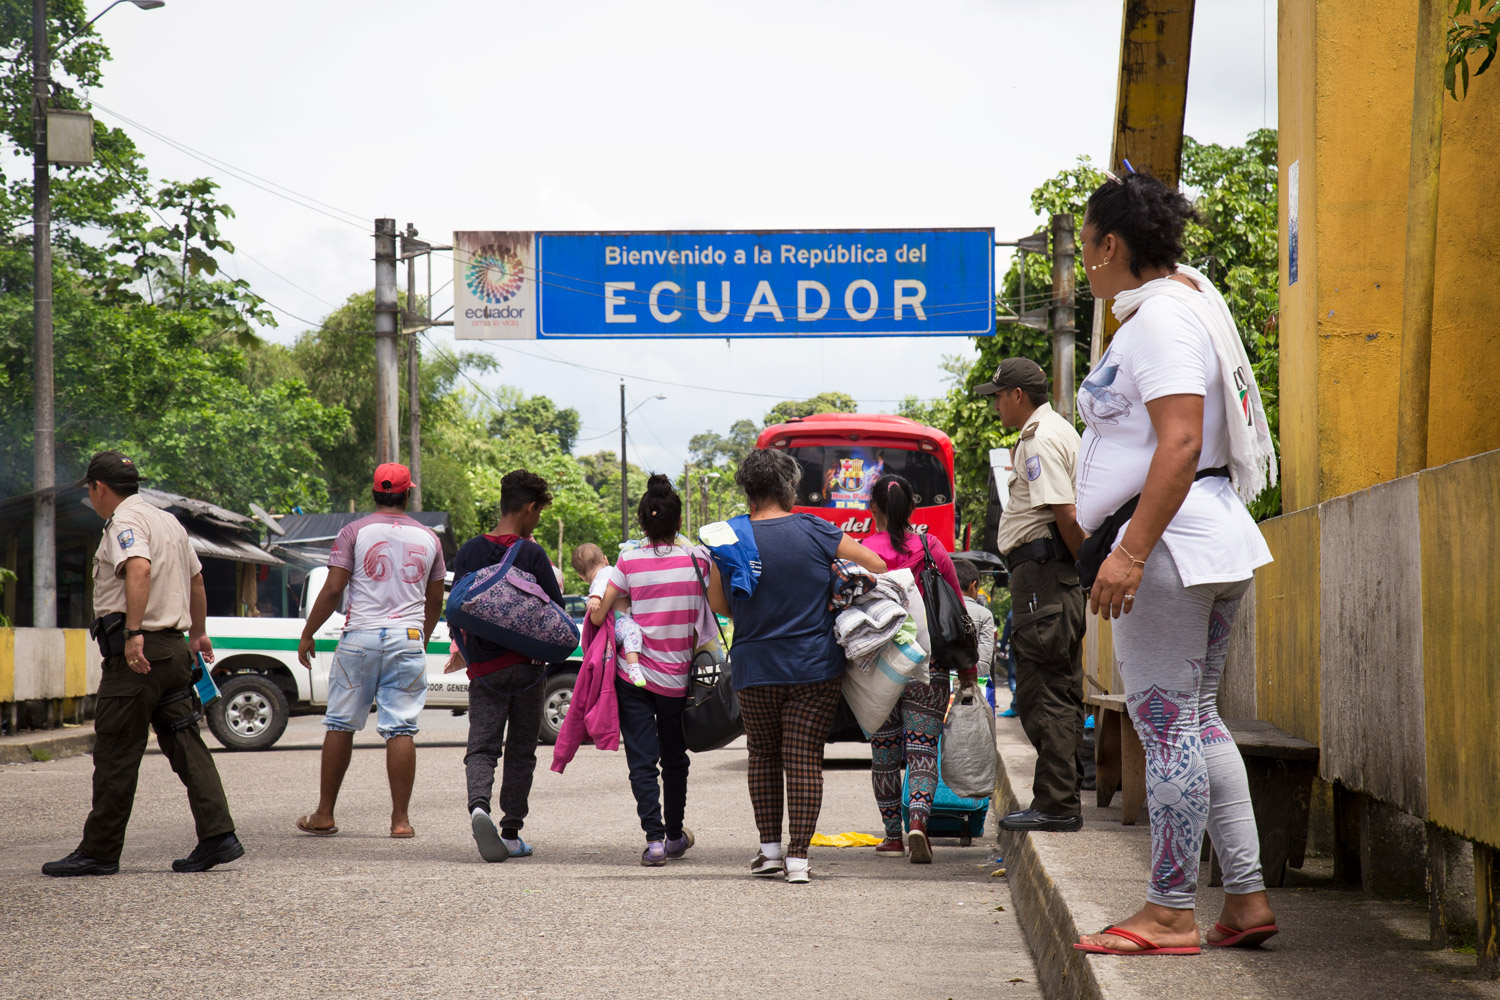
left=0, top=728, right=96, bottom=765
left=994, top=737, right=1107, bottom=1000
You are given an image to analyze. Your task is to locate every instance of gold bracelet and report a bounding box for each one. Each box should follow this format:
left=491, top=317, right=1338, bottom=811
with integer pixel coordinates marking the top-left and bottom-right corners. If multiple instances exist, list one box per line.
left=1114, top=543, right=1147, bottom=572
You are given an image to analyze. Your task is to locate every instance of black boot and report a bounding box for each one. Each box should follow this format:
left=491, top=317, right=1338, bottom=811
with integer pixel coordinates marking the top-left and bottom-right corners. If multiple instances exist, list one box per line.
left=172, top=832, right=244, bottom=872
left=43, top=850, right=119, bottom=877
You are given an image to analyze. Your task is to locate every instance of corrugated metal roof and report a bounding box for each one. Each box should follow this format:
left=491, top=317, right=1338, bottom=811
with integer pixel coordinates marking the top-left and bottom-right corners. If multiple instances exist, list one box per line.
left=188, top=529, right=283, bottom=565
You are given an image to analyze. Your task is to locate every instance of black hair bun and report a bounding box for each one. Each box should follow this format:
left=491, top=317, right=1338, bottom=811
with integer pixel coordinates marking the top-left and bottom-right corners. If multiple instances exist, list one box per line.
left=645, top=473, right=675, bottom=495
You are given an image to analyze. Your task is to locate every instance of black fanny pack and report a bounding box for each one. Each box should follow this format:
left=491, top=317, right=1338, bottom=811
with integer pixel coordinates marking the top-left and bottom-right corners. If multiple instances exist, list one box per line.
left=1075, top=466, right=1230, bottom=592
left=90, top=611, right=127, bottom=658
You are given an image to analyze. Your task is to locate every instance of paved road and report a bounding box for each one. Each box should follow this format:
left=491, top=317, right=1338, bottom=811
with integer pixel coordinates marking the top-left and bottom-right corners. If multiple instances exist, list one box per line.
left=0, top=712, right=1040, bottom=1000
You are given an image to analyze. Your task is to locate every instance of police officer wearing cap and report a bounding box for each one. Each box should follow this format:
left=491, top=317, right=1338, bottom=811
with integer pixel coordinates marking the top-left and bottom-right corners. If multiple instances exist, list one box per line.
left=975, top=359, right=1087, bottom=833
left=43, top=451, right=242, bottom=877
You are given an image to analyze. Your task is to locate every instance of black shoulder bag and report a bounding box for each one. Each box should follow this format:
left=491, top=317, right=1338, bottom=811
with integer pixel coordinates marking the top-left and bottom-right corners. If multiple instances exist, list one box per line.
left=681, top=554, right=743, bottom=753
left=1074, top=466, right=1231, bottom=592
left=918, top=535, right=979, bottom=673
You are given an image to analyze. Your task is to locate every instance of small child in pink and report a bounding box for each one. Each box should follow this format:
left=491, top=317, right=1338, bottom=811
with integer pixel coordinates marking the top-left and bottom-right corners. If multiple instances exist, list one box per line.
left=571, top=543, right=647, bottom=687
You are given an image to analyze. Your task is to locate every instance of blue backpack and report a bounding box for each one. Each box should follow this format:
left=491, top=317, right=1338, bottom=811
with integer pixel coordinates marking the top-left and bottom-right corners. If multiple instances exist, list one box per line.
left=446, top=539, right=580, bottom=664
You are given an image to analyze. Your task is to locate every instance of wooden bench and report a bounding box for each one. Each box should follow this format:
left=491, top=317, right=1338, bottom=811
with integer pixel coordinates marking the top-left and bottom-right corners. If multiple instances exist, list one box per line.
left=1201, top=719, right=1320, bottom=888
left=1088, top=693, right=1146, bottom=825
left=1088, top=694, right=1320, bottom=888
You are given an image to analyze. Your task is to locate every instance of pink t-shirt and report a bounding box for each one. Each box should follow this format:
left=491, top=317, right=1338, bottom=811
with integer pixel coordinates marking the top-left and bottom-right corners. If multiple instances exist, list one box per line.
left=860, top=531, right=964, bottom=605
left=606, top=543, right=711, bottom=697
left=328, top=513, right=446, bottom=634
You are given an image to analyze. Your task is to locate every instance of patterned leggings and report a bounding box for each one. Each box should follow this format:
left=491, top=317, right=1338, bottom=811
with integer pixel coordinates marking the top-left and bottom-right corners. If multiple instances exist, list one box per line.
left=737, top=677, right=845, bottom=859
left=1112, top=543, right=1263, bottom=909
left=870, top=676, right=950, bottom=838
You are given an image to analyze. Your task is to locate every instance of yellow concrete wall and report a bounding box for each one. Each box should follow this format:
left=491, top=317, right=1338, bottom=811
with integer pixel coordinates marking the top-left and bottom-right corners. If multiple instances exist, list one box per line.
left=1277, top=1, right=1500, bottom=511
left=1420, top=451, right=1500, bottom=848
left=0, top=627, right=12, bottom=703
left=1253, top=508, right=1321, bottom=745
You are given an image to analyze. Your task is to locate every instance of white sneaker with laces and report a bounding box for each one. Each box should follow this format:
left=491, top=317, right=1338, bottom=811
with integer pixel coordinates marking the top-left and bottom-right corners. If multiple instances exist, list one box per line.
left=784, top=858, right=810, bottom=884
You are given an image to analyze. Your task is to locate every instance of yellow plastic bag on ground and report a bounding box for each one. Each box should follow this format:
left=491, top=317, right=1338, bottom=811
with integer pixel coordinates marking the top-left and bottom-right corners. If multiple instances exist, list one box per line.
left=810, top=831, right=885, bottom=848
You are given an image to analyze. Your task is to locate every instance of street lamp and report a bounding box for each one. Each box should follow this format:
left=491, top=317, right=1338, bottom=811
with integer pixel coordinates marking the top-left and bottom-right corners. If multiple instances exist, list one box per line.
left=31, top=0, right=164, bottom=628
left=618, top=385, right=666, bottom=542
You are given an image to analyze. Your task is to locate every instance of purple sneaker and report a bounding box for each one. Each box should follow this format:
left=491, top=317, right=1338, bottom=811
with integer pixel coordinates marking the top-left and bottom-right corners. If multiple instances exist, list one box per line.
left=664, top=828, right=695, bottom=860
left=641, top=841, right=667, bottom=867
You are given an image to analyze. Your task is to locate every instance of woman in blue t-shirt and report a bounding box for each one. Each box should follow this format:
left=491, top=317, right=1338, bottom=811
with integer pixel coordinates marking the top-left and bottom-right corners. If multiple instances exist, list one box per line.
left=705, top=448, right=886, bottom=884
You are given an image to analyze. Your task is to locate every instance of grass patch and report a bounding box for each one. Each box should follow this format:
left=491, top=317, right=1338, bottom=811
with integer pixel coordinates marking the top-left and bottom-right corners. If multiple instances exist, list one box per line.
left=29, top=747, right=53, bottom=762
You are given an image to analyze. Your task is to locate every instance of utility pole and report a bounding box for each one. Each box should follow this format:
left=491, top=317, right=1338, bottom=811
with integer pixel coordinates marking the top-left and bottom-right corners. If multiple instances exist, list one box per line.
left=682, top=461, right=692, bottom=540
left=402, top=224, right=421, bottom=509
left=31, top=0, right=55, bottom=629
left=1050, top=212, right=1076, bottom=423
left=619, top=382, right=628, bottom=543
left=700, top=474, right=709, bottom=530
left=373, top=218, right=399, bottom=466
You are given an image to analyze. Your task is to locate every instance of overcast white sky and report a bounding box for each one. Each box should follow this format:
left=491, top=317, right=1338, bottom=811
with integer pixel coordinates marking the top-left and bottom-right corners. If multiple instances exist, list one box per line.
left=79, top=0, right=1276, bottom=475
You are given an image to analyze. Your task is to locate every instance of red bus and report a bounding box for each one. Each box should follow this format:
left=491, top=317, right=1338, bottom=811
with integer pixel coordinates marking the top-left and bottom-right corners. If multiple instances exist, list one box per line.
left=755, top=413, right=956, bottom=552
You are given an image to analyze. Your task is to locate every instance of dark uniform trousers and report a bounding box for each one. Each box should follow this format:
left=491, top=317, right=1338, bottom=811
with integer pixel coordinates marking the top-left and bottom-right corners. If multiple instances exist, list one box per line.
left=79, top=631, right=235, bottom=862
left=1009, top=556, right=1087, bottom=817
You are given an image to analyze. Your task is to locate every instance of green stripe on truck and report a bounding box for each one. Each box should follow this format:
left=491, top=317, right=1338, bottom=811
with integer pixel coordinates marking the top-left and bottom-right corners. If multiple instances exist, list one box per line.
left=210, top=637, right=454, bottom=655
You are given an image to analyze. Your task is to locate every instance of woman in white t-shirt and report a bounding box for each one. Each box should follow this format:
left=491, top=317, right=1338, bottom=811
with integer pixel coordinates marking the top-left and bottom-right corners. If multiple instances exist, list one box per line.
left=1071, top=171, right=1280, bottom=957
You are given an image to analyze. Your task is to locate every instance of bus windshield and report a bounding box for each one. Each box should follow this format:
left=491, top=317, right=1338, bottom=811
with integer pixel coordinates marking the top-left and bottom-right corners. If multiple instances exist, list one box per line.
left=786, top=446, right=952, bottom=510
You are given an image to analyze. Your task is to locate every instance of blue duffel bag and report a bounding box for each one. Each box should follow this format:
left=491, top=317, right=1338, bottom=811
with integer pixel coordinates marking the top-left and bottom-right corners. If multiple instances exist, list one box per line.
left=445, top=540, right=580, bottom=664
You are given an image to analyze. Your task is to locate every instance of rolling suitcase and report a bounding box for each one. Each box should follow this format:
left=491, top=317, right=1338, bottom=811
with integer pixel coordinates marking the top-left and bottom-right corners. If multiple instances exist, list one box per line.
left=900, top=748, right=990, bottom=846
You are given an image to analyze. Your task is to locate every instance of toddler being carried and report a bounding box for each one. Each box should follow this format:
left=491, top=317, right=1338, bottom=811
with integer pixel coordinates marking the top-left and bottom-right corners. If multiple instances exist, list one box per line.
left=571, top=543, right=647, bottom=687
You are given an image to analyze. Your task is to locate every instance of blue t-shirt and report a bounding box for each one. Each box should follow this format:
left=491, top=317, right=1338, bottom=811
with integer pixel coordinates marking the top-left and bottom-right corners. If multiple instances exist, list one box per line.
left=728, top=514, right=845, bottom=689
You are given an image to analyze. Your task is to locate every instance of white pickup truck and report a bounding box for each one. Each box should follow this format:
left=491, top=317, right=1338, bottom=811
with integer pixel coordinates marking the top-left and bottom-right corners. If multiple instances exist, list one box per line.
left=203, top=566, right=585, bottom=751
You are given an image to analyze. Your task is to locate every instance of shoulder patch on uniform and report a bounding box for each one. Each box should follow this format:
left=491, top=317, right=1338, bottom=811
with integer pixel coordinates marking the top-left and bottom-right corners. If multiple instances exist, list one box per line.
left=1025, top=456, right=1042, bottom=481
left=117, top=528, right=135, bottom=549
left=1020, top=425, right=1038, bottom=440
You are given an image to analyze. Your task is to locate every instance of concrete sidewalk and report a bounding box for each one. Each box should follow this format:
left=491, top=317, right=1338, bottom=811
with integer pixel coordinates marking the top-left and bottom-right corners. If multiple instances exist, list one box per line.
left=0, top=723, right=95, bottom=765
left=993, top=717, right=1500, bottom=1000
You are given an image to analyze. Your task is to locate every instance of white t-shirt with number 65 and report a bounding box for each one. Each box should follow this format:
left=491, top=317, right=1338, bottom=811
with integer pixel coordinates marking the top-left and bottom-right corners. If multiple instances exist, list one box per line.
left=328, top=512, right=446, bottom=634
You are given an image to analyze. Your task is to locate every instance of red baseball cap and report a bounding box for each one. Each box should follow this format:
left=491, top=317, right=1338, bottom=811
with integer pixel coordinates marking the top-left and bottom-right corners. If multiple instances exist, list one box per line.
left=373, top=463, right=412, bottom=492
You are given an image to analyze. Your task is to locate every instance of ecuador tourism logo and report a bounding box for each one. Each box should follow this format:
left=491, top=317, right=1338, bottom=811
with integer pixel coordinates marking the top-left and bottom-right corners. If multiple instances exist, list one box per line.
left=466, top=245, right=526, bottom=304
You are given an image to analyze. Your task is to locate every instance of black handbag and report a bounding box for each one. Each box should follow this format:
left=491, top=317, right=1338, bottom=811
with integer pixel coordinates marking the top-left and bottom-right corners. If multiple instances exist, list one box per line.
left=681, top=555, right=743, bottom=753
left=918, top=535, right=979, bottom=673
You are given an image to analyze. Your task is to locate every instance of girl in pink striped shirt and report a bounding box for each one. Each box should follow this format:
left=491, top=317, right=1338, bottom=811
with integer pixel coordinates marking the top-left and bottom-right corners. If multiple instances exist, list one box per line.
left=588, top=475, right=713, bottom=866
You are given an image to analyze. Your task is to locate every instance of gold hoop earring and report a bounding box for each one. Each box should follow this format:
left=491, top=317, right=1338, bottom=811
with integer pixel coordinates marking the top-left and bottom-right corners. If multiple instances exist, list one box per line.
left=1089, top=258, right=1112, bottom=272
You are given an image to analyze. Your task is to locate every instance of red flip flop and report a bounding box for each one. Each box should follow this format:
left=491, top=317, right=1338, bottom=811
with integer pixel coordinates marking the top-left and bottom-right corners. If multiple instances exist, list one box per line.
left=1074, top=926, right=1202, bottom=956
left=1208, top=922, right=1279, bottom=948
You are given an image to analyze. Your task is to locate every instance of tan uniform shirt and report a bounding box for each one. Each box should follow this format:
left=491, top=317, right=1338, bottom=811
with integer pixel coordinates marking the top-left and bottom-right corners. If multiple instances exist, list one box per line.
left=996, top=401, right=1083, bottom=555
left=92, top=494, right=203, bottom=631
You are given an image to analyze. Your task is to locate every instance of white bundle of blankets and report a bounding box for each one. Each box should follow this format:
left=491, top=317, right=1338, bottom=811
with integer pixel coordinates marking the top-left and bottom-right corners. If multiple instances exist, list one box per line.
left=832, top=565, right=931, bottom=734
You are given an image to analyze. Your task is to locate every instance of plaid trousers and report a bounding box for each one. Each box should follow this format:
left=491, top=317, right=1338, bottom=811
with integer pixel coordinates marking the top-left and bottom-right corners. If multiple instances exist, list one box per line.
left=737, top=676, right=844, bottom=859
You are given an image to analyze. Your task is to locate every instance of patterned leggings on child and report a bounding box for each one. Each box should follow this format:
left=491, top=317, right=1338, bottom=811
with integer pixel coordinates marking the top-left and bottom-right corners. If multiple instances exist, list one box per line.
left=1111, top=543, right=1263, bottom=909
left=871, top=676, right=950, bottom=837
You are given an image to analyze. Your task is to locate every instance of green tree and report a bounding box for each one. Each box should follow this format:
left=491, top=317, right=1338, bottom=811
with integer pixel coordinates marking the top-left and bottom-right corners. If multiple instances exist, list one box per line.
left=1446, top=0, right=1499, bottom=98
left=762, top=391, right=858, bottom=426
left=687, top=419, right=758, bottom=468
left=488, top=392, right=581, bottom=453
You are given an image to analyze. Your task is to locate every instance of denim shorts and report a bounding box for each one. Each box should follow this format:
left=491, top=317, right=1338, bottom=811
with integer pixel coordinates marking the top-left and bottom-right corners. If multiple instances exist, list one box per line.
left=324, top=628, right=428, bottom=739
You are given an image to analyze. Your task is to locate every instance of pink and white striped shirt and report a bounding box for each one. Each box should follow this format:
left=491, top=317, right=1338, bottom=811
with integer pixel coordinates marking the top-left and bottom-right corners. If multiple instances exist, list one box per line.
left=607, top=543, right=711, bottom=696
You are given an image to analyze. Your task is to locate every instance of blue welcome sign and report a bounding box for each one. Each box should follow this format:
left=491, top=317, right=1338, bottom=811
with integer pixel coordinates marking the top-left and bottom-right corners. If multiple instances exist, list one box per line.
left=453, top=228, right=994, bottom=340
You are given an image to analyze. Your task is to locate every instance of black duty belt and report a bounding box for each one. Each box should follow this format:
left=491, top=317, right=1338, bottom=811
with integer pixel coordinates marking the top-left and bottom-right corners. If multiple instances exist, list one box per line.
left=1002, top=535, right=1072, bottom=571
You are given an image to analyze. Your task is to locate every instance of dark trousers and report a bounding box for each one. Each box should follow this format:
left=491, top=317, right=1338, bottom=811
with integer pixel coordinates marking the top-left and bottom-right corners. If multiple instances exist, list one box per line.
left=736, top=676, right=844, bottom=859
left=464, top=663, right=548, bottom=829
left=615, top=679, right=689, bottom=842
left=1010, top=557, right=1087, bottom=817
left=79, top=632, right=235, bottom=862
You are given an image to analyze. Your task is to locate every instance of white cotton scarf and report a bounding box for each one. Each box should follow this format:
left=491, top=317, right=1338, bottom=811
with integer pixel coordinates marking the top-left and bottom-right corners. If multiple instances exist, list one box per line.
left=1111, top=263, right=1278, bottom=504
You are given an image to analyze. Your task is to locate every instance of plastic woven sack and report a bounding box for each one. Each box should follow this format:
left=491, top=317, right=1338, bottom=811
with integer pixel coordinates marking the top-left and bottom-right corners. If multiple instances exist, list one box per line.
left=940, top=686, right=997, bottom=799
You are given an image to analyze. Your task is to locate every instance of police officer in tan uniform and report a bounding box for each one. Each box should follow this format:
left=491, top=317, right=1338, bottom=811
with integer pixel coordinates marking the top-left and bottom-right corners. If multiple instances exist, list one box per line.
left=43, top=452, right=242, bottom=877
left=975, top=359, right=1087, bottom=833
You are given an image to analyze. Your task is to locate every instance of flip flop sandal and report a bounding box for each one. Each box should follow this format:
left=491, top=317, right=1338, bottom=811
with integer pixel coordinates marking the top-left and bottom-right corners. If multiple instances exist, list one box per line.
left=390, top=827, right=416, bottom=839
left=1073, top=926, right=1201, bottom=956
left=296, top=815, right=338, bottom=837
left=504, top=839, right=534, bottom=858
left=1208, top=922, right=1279, bottom=948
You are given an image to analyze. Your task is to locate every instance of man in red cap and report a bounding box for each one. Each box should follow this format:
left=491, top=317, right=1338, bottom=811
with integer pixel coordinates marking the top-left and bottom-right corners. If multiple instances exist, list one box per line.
left=293, top=463, right=446, bottom=839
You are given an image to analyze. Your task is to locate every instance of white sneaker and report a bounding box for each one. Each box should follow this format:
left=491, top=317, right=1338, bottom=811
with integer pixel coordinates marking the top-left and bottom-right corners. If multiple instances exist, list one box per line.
left=471, top=808, right=508, bottom=863
left=784, top=859, right=811, bottom=884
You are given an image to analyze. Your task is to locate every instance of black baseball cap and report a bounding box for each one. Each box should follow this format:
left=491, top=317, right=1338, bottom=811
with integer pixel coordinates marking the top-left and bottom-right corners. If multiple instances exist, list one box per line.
left=974, top=357, right=1049, bottom=396
left=74, top=451, right=140, bottom=490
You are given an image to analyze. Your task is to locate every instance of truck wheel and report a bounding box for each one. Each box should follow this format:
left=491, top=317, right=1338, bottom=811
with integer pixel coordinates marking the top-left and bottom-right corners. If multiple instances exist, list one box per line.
left=538, top=670, right=576, bottom=746
left=207, top=673, right=290, bottom=751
